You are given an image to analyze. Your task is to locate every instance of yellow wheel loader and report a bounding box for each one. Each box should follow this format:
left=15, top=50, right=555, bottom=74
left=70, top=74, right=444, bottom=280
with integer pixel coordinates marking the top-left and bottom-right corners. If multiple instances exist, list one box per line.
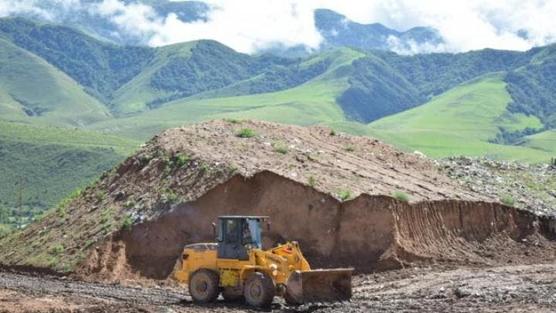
left=174, top=216, right=353, bottom=308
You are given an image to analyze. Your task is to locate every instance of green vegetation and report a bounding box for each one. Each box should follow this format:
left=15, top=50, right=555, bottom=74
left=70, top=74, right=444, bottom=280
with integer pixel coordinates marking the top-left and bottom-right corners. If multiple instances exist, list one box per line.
left=49, top=244, right=64, bottom=255
left=272, top=142, right=289, bottom=154
left=392, top=191, right=410, bottom=202
left=172, top=153, right=191, bottom=168
left=0, top=18, right=154, bottom=102
left=519, top=130, right=556, bottom=155
left=506, top=45, right=556, bottom=128
left=307, top=176, right=317, bottom=187
left=367, top=75, right=553, bottom=162
left=0, top=121, right=138, bottom=220
left=121, top=214, right=134, bottom=231
left=338, top=190, right=352, bottom=201
left=500, top=195, right=515, bottom=207
left=236, top=128, right=257, bottom=138
left=161, top=189, right=179, bottom=204
left=0, top=37, right=109, bottom=126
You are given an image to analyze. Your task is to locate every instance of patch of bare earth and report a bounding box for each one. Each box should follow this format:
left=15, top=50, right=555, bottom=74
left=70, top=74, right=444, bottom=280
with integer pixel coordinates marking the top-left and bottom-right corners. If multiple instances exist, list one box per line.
left=0, top=264, right=555, bottom=312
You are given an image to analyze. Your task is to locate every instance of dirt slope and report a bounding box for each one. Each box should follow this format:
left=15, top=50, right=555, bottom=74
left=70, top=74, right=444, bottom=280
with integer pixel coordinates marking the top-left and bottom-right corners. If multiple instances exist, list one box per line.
left=0, top=120, right=554, bottom=282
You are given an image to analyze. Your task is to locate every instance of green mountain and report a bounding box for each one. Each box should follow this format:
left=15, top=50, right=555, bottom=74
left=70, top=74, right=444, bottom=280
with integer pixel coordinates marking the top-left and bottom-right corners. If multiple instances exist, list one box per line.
left=0, top=37, right=110, bottom=126
left=0, top=18, right=155, bottom=103
left=365, top=74, right=549, bottom=161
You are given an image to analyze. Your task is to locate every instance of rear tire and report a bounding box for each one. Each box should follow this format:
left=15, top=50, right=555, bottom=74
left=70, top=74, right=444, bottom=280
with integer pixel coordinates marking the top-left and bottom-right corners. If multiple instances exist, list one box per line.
left=244, top=272, right=275, bottom=308
left=189, top=269, right=220, bottom=304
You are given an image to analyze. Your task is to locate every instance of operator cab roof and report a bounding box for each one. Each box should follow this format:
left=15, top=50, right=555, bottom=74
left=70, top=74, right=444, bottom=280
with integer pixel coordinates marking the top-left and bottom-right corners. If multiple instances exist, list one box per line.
left=218, top=215, right=269, bottom=220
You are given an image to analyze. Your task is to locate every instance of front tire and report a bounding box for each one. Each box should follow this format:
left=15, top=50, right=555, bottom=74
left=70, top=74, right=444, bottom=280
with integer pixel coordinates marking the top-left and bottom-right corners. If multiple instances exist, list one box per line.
left=189, top=269, right=220, bottom=304
left=244, top=272, right=275, bottom=308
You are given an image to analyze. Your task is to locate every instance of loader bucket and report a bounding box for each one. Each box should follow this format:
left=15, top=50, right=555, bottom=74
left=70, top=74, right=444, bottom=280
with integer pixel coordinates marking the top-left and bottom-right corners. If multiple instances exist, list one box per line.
left=285, top=268, right=353, bottom=305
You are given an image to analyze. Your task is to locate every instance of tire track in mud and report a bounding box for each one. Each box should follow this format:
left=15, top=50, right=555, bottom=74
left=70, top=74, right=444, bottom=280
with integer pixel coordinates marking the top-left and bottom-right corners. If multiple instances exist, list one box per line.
left=0, top=271, right=186, bottom=306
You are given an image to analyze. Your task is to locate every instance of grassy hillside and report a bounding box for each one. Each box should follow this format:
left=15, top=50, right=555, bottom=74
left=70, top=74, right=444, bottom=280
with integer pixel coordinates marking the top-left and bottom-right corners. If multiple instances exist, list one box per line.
left=0, top=38, right=110, bottom=126
left=0, top=18, right=155, bottom=102
left=0, top=121, right=139, bottom=227
left=366, top=74, right=553, bottom=162
left=90, top=48, right=365, bottom=139
left=111, top=42, right=197, bottom=114
left=520, top=130, right=556, bottom=154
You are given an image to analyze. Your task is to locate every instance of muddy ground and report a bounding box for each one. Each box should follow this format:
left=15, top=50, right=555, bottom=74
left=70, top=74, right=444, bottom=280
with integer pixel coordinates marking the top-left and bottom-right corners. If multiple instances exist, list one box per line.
left=1, top=264, right=555, bottom=313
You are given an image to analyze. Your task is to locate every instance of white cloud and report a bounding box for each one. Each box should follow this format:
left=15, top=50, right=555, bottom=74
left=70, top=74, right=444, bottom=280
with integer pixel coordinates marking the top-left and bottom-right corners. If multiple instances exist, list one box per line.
left=148, top=0, right=323, bottom=53
left=0, top=0, right=555, bottom=54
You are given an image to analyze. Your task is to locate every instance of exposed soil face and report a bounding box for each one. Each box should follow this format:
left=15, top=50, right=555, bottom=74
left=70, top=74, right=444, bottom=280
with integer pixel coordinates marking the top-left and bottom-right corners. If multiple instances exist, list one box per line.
left=78, top=171, right=556, bottom=282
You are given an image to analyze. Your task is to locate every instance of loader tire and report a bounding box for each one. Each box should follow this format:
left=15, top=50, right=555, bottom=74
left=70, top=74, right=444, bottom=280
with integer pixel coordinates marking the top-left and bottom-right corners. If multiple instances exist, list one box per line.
left=189, top=269, right=219, bottom=304
left=244, top=272, right=275, bottom=308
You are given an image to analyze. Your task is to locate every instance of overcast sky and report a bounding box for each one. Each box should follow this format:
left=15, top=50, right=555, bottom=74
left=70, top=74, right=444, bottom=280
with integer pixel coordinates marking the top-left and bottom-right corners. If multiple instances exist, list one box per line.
left=1, top=0, right=555, bottom=54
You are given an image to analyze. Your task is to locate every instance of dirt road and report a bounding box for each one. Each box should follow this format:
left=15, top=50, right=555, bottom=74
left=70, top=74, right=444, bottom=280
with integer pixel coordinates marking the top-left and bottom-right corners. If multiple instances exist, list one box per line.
left=0, top=264, right=555, bottom=312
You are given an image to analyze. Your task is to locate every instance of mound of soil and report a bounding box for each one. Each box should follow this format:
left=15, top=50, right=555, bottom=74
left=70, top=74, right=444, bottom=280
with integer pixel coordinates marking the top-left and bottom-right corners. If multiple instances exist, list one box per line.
left=0, top=120, right=554, bottom=282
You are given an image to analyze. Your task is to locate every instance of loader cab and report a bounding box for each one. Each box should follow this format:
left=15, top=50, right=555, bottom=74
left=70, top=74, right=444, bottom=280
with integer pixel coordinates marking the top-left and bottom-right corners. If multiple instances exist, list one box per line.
left=216, top=216, right=267, bottom=260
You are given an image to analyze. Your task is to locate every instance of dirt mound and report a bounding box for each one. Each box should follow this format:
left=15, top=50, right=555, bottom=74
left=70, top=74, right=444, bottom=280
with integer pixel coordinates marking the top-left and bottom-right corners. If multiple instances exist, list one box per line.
left=78, top=172, right=555, bottom=282
left=0, top=120, right=554, bottom=281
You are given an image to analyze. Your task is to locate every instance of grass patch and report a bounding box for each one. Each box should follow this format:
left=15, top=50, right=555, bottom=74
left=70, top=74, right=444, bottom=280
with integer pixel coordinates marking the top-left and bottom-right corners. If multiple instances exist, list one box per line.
left=307, top=176, right=317, bottom=187
left=500, top=195, right=515, bottom=207
left=272, top=142, right=289, bottom=154
left=121, top=214, right=134, bottom=231
left=337, top=190, right=352, bottom=201
left=236, top=128, right=256, bottom=138
left=161, top=189, right=179, bottom=204
left=392, top=191, right=410, bottom=202
left=344, top=145, right=355, bottom=152
left=172, top=153, right=190, bottom=168
left=49, top=244, right=64, bottom=255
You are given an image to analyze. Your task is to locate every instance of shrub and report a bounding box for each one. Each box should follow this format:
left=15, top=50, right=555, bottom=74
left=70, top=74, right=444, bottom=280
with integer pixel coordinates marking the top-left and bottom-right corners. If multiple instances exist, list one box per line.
left=100, top=207, right=114, bottom=224
left=173, top=153, right=190, bottom=168
left=345, top=145, right=355, bottom=152
left=57, top=206, right=66, bottom=219
left=58, top=188, right=82, bottom=209
left=229, top=164, right=238, bottom=174
left=50, top=244, right=64, bottom=255
left=199, top=163, right=210, bottom=173
left=95, top=191, right=106, bottom=202
left=392, top=191, right=410, bottom=202
left=224, top=118, right=241, bottom=124
left=236, top=128, right=256, bottom=138
left=308, top=176, right=316, bottom=187
left=329, top=129, right=336, bottom=136
left=338, top=190, right=351, bottom=201
left=121, top=214, right=133, bottom=231
left=273, top=142, right=288, bottom=154
left=161, top=189, right=179, bottom=204
left=500, top=195, right=515, bottom=207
